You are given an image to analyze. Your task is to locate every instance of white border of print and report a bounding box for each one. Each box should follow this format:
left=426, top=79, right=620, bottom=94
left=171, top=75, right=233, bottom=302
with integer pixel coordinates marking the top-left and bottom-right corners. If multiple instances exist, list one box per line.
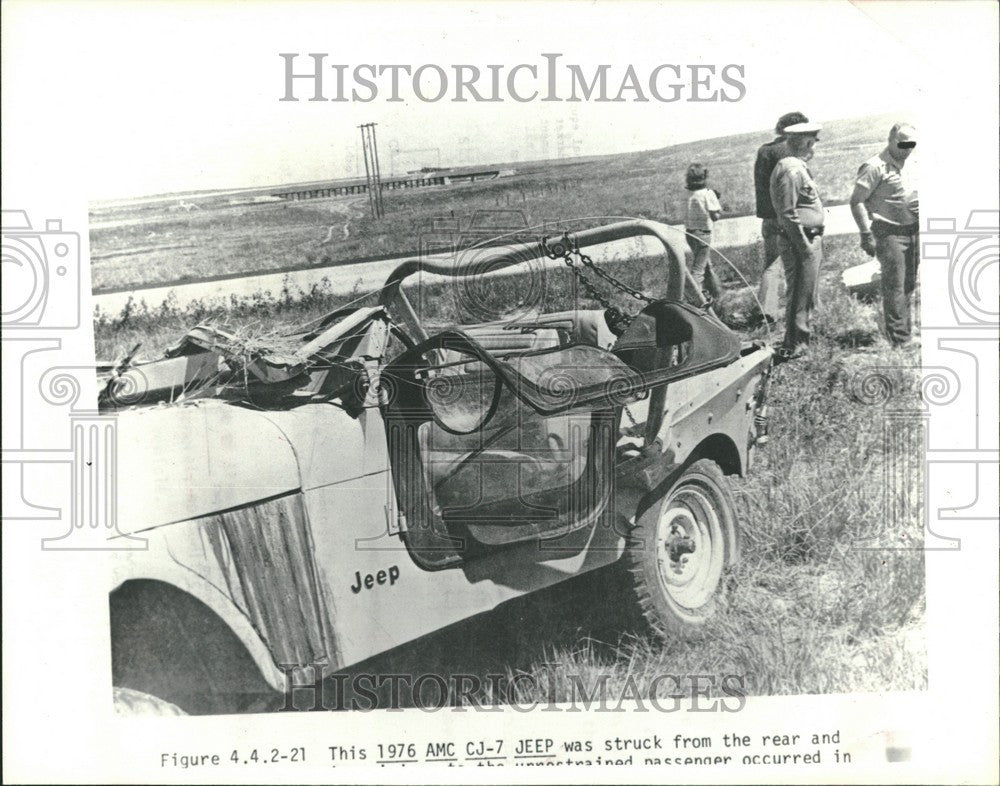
left=2, top=1, right=997, bottom=783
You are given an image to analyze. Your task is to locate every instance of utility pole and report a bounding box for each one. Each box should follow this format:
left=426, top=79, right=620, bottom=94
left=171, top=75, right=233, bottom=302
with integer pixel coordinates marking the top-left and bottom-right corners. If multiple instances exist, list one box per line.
left=358, top=122, right=385, bottom=219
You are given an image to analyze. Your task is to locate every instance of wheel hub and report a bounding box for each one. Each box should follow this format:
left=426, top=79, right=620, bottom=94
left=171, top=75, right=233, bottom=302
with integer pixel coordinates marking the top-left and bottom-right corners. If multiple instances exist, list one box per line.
left=655, top=486, right=725, bottom=610
left=660, top=509, right=702, bottom=580
left=666, top=529, right=696, bottom=568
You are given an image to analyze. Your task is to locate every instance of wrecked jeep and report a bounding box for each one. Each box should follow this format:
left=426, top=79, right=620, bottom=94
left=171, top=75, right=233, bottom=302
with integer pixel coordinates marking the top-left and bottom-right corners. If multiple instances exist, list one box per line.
left=103, top=220, right=773, bottom=714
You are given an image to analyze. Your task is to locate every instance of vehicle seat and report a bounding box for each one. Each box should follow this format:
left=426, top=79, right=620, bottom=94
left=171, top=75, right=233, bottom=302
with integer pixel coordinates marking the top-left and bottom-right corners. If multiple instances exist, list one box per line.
left=446, top=309, right=615, bottom=353
left=458, top=324, right=563, bottom=356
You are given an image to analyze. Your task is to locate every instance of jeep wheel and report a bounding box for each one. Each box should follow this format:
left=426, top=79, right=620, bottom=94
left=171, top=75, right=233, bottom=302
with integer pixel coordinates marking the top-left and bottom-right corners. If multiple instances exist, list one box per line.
left=627, top=459, right=739, bottom=638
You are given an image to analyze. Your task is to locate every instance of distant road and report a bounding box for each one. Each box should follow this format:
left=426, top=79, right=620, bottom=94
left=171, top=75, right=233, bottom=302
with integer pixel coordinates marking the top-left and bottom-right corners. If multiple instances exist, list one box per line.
left=91, top=205, right=858, bottom=316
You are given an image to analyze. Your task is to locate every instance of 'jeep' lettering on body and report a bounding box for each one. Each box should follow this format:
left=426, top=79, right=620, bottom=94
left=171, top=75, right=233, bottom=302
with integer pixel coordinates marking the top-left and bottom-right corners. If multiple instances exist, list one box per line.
left=350, top=565, right=400, bottom=594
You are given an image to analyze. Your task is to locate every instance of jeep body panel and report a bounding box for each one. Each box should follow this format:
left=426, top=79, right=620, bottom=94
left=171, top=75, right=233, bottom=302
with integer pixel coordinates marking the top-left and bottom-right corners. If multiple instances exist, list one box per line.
left=107, top=220, right=774, bottom=703
left=111, top=346, right=770, bottom=694
left=114, top=402, right=301, bottom=534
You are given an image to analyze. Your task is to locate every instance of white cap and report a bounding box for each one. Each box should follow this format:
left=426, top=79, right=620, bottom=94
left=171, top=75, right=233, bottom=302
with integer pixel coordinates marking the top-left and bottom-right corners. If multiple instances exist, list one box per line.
left=783, top=122, right=823, bottom=135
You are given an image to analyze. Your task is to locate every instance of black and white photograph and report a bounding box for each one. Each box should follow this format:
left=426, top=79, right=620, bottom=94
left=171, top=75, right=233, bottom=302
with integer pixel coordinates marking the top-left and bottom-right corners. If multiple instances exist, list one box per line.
left=2, top=1, right=997, bottom=783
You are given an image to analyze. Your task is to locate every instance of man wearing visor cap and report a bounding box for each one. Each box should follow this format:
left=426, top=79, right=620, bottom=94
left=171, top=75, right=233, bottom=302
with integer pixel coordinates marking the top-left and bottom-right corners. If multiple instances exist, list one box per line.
left=753, top=111, right=811, bottom=326
left=850, top=122, right=920, bottom=347
left=769, top=122, right=825, bottom=360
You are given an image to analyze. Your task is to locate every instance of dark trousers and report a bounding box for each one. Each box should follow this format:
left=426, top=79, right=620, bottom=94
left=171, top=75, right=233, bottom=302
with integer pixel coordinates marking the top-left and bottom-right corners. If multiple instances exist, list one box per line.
left=758, top=218, right=785, bottom=320
left=777, top=233, right=823, bottom=350
left=686, top=229, right=722, bottom=302
left=873, top=223, right=920, bottom=345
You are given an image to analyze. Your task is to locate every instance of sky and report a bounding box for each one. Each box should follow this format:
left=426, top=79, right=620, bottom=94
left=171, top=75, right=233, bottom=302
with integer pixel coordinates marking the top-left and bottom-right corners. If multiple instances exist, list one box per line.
left=0, top=0, right=934, bottom=201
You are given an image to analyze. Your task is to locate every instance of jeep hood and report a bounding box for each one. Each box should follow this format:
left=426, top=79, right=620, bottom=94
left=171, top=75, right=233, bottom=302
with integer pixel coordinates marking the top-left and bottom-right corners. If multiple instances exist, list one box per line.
left=114, top=399, right=383, bottom=535
left=115, top=401, right=302, bottom=534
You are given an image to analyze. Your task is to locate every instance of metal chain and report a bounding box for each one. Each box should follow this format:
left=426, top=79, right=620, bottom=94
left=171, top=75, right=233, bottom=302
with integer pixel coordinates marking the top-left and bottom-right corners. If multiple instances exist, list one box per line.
left=541, top=235, right=614, bottom=308
left=566, top=256, right=615, bottom=312
left=541, top=233, right=654, bottom=335
left=575, top=244, right=655, bottom=305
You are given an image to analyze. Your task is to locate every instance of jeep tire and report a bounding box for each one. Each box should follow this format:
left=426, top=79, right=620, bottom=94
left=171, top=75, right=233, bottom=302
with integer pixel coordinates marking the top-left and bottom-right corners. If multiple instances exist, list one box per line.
left=626, top=459, right=740, bottom=638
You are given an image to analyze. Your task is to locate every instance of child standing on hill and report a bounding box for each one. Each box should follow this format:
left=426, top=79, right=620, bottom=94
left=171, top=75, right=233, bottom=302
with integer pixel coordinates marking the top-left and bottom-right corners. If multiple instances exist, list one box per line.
left=684, top=163, right=723, bottom=302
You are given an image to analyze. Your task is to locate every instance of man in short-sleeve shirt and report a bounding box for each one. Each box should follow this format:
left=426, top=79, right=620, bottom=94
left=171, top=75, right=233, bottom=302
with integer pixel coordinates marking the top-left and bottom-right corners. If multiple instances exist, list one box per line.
left=753, top=111, right=810, bottom=324
left=769, top=122, right=824, bottom=357
left=850, top=122, right=919, bottom=347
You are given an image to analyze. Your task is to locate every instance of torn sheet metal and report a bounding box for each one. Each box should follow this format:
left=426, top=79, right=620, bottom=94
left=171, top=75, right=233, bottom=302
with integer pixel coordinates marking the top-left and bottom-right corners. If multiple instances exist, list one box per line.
left=200, top=493, right=340, bottom=678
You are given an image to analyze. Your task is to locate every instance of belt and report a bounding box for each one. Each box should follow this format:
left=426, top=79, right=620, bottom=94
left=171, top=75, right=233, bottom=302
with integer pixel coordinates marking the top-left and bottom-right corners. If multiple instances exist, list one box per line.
left=872, top=220, right=919, bottom=236
left=780, top=225, right=824, bottom=240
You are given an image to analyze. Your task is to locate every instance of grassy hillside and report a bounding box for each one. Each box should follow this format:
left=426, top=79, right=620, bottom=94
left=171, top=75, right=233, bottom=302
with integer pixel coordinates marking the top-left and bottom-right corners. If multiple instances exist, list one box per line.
left=89, top=113, right=896, bottom=292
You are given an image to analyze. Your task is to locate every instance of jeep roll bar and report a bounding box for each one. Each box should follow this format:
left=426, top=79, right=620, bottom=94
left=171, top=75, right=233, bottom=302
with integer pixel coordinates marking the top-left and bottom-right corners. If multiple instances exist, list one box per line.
left=378, top=219, right=697, bottom=346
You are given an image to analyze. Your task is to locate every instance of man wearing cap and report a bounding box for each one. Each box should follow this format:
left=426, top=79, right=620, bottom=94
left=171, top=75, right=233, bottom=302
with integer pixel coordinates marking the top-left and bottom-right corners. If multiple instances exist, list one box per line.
left=753, top=111, right=810, bottom=325
left=849, top=122, right=920, bottom=347
left=769, top=122, right=824, bottom=359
